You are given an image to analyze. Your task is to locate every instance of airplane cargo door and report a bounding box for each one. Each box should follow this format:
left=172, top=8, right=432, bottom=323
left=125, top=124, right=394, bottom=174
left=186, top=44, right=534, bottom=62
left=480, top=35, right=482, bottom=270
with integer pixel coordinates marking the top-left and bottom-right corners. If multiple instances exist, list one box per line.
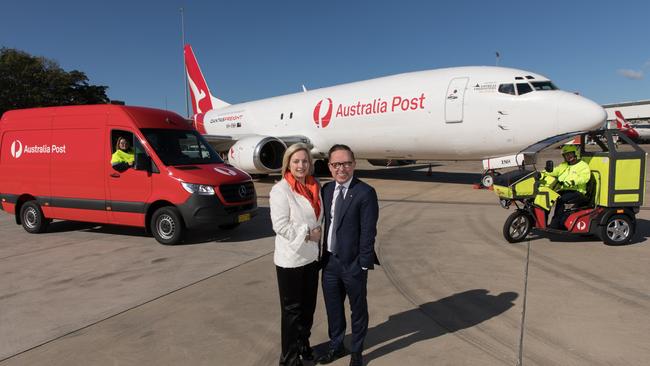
left=445, top=77, right=469, bottom=123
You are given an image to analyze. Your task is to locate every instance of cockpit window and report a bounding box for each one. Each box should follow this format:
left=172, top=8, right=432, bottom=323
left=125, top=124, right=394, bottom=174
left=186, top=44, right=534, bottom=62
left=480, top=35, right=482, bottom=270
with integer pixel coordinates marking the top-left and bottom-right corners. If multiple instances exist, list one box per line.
left=498, top=84, right=515, bottom=95
left=516, top=83, right=533, bottom=95
left=531, top=81, right=558, bottom=91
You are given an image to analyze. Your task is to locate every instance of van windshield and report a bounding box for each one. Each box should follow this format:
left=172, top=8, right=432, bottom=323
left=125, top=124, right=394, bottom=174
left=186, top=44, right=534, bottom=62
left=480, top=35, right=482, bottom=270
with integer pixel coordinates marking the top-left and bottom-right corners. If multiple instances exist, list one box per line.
left=141, top=129, right=224, bottom=166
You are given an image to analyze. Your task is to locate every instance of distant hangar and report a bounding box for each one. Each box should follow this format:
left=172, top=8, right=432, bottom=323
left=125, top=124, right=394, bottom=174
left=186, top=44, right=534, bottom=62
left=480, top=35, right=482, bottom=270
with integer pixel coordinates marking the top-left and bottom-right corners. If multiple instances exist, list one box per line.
left=603, top=100, right=650, bottom=125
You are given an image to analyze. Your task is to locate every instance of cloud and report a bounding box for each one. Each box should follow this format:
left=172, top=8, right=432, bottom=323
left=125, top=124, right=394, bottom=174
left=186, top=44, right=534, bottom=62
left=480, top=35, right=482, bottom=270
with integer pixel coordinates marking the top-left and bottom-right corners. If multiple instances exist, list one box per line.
left=644, top=60, right=650, bottom=69
left=617, top=69, right=644, bottom=80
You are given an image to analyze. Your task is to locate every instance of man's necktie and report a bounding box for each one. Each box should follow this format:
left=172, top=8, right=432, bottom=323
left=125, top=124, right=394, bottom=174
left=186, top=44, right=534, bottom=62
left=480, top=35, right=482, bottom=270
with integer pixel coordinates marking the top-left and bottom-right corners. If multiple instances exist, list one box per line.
left=330, top=185, right=345, bottom=254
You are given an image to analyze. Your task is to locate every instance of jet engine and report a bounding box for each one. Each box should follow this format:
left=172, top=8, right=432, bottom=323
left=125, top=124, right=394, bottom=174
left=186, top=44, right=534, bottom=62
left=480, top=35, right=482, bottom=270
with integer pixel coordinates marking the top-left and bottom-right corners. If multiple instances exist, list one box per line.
left=228, top=136, right=286, bottom=174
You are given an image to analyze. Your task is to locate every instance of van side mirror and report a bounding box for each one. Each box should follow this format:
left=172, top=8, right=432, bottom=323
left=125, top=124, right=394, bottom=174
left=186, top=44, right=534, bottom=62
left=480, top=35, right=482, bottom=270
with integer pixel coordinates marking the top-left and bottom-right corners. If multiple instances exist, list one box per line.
left=134, top=153, right=151, bottom=172
left=545, top=160, right=554, bottom=172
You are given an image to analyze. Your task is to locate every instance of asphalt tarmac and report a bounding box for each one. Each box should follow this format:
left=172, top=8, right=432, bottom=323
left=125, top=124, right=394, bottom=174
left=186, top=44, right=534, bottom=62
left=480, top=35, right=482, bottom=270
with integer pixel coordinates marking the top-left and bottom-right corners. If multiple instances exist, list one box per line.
left=1, top=155, right=649, bottom=365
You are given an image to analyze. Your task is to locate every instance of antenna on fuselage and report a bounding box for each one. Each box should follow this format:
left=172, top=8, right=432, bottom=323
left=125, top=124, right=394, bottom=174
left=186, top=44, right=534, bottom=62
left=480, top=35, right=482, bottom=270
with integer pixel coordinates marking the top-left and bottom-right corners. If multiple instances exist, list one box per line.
left=495, top=51, right=501, bottom=66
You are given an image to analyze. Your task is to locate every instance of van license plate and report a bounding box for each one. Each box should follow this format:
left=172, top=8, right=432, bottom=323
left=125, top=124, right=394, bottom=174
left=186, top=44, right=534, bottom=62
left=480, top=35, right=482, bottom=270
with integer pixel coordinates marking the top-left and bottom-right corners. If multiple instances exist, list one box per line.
left=238, top=213, right=251, bottom=223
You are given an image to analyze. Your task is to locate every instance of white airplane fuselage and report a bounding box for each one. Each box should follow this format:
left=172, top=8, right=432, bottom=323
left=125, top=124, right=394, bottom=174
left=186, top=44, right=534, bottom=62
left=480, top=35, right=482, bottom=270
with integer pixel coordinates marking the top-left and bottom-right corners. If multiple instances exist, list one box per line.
left=199, top=67, right=604, bottom=162
left=183, top=43, right=606, bottom=173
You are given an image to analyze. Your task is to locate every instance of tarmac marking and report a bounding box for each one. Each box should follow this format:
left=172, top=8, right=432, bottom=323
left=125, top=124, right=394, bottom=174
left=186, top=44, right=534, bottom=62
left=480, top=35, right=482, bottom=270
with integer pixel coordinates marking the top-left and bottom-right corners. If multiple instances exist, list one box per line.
left=0, top=250, right=275, bottom=364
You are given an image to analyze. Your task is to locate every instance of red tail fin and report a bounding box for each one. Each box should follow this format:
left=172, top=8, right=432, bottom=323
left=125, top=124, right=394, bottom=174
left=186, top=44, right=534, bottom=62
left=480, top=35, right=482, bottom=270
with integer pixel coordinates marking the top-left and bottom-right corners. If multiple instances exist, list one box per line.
left=184, top=44, right=214, bottom=117
left=615, top=110, right=632, bottom=128
left=614, top=110, right=639, bottom=139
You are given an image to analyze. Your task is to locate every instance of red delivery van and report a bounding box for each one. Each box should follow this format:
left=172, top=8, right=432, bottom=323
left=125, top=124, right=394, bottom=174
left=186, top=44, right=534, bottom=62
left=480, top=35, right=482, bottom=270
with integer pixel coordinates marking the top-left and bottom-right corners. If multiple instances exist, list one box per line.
left=0, top=105, right=257, bottom=244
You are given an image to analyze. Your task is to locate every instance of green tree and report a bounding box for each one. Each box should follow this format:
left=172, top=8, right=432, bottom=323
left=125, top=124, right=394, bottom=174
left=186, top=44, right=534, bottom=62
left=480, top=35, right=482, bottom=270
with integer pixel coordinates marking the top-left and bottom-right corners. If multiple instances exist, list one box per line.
left=0, top=47, right=109, bottom=116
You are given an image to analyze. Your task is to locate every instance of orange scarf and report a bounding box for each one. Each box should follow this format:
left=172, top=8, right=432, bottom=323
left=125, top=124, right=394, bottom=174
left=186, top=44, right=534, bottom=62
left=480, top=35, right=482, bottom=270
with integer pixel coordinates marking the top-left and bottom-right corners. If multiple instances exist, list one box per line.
left=284, top=171, right=321, bottom=218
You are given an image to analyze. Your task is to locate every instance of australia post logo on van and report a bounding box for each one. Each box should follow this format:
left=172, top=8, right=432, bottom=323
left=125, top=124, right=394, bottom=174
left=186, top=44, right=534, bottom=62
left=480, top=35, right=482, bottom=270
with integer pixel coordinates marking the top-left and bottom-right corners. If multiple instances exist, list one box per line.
left=9, top=140, right=67, bottom=159
left=312, top=92, right=427, bottom=128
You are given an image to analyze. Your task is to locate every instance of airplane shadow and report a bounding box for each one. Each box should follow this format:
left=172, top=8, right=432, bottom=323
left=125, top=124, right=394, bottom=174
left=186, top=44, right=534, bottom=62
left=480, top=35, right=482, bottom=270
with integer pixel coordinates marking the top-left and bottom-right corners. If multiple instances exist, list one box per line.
left=253, top=163, right=483, bottom=185
left=45, top=207, right=275, bottom=245
left=313, top=289, right=518, bottom=364
left=322, top=163, right=482, bottom=185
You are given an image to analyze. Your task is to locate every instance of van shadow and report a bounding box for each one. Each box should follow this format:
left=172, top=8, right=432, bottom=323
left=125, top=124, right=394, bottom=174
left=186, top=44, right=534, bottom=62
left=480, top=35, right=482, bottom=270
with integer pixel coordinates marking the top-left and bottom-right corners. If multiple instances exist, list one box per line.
left=46, top=207, right=275, bottom=245
left=313, top=289, right=518, bottom=364
left=182, top=207, right=275, bottom=244
left=354, top=164, right=482, bottom=185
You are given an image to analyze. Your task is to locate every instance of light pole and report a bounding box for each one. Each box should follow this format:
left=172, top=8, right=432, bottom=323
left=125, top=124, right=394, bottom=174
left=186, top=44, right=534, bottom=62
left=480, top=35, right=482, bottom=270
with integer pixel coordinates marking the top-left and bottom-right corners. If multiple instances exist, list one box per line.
left=181, top=7, right=189, bottom=118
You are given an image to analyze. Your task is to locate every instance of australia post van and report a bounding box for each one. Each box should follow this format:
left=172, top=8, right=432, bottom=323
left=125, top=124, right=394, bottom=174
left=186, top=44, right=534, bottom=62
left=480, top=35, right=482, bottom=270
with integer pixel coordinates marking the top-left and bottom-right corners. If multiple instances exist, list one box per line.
left=0, top=105, right=257, bottom=244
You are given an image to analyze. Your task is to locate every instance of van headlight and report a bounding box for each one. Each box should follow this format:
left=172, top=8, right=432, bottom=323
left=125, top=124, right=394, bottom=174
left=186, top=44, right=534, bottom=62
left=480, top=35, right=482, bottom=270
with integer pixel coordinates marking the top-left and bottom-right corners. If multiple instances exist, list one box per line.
left=181, top=182, right=215, bottom=195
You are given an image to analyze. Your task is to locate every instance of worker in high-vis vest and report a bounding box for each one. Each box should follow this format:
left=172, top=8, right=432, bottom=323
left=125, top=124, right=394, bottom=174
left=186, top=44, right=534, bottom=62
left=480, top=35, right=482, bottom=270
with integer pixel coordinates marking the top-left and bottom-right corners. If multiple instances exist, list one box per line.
left=111, top=136, right=135, bottom=172
left=545, top=144, right=591, bottom=228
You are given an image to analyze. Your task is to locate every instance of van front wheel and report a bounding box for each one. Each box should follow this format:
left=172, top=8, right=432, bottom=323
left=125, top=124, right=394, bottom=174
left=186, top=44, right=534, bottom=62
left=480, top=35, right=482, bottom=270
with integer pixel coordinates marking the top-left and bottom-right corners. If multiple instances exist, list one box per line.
left=151, top=207, right=184, bottom=245
left=20, top=201, right=49, bottom=234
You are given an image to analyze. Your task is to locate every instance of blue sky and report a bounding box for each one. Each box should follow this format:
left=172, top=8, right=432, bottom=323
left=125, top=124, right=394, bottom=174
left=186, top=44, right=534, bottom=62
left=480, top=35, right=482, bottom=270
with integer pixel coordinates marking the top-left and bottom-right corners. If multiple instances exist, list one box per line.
left=2, top=0, right=649, bottom=116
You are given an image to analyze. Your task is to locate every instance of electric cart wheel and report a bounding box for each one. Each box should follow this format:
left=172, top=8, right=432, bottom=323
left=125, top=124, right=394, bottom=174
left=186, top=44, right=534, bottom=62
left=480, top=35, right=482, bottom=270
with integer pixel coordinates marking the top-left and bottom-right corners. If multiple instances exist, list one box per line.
left=20, top=201, right=49, bottom=234
left=601, top=214, right=634, bottom=245
left=503, top=210, right=532, bottom=243
left=151, top=207, right=184, bottom=245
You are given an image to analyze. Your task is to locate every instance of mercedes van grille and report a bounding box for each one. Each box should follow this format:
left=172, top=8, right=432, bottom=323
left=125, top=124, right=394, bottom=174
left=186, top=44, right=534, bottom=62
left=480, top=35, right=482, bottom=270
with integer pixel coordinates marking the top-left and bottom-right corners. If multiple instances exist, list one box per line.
left=219, top=182, right=255, bottom=203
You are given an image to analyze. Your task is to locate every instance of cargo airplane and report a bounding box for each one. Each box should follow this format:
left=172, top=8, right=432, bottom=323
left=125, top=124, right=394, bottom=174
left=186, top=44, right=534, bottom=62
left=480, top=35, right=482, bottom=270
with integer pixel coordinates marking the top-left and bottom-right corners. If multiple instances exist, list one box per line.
left=183, top=44, right=606, bottom=183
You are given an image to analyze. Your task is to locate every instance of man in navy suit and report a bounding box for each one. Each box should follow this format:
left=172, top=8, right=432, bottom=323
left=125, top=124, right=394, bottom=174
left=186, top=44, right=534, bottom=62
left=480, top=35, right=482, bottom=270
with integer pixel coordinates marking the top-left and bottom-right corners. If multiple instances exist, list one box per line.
left=317, top=144, right=379, bottom=366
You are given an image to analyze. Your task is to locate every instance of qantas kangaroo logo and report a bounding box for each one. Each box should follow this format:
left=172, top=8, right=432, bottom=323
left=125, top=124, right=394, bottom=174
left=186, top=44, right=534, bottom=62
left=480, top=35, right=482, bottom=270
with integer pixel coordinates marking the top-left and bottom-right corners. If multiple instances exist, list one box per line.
left=187, top=73, right=208, bottom=114
left=313, top=98, right=333, bottom=128
left=10, top=140, right=23, bottom=158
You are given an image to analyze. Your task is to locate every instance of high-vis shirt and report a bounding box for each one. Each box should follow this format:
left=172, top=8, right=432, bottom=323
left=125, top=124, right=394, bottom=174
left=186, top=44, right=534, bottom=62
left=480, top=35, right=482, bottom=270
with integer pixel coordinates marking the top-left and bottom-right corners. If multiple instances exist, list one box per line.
left=111, top=149, right=134, bottom=165
left=547, top=160, right=591, bottom=194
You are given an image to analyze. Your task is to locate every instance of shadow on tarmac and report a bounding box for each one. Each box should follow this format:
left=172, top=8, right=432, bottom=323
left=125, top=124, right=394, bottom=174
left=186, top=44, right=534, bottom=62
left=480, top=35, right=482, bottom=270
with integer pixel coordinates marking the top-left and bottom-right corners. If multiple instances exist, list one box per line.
left=254, top=164, right=482, bottom=185
left=526, top=218, right=650, bottom=245
left=45, top=207, right=275, bottom=245
left=314, top=289, right=518, bottom=363
left=183, top=207, right=275, bottom=244
left=354, top=164, right=482, bottom=185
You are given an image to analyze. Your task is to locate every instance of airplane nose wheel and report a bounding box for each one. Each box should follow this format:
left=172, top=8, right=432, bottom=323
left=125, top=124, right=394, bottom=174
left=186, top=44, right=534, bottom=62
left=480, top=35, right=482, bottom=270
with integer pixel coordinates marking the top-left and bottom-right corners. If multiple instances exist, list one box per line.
left=481, top=170, right=499, bottom=188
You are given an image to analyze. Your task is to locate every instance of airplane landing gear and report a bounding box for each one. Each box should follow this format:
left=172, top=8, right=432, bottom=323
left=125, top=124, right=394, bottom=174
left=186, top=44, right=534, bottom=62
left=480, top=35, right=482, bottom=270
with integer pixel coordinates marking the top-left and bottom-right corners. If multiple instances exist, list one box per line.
left=480, top=170, right=498, bottom=188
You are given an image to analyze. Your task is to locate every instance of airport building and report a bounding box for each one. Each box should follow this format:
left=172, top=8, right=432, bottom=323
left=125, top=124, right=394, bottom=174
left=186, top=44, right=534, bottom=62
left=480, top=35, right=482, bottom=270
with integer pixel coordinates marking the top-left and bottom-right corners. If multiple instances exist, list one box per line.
left=603, top=99, right=650, bottom=125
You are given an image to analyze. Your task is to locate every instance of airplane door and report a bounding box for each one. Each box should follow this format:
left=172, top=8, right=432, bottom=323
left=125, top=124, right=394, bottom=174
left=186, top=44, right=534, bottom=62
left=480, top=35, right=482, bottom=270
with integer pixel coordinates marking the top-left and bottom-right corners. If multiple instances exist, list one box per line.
left=445, top=77, right=469, bottom=123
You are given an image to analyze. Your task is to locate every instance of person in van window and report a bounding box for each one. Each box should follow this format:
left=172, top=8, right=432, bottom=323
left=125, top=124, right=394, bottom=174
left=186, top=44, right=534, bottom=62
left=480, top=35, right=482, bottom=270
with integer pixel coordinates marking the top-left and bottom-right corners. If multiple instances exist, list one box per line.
left=111, top=137, right=135, bottom=172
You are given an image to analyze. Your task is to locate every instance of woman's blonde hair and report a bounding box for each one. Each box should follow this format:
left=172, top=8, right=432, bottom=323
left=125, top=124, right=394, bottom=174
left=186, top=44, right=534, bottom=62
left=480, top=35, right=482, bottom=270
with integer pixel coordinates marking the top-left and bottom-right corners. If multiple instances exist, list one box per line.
left=281, top=143, right=313, bottom=177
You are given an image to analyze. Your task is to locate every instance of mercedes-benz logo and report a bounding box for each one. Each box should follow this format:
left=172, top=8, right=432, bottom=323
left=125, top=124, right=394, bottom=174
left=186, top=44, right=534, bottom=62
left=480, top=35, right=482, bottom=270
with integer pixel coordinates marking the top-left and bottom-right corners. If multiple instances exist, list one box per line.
left=238, top=185, right=247, bottom=198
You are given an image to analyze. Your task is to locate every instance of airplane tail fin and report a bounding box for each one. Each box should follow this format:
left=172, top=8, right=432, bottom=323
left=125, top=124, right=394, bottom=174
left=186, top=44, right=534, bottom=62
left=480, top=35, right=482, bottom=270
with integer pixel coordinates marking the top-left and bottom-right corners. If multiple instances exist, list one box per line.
left=614, top=110, right=630, bottom=129
left=613, top=110, right=639, bottom=140
left=184, top=44, right=230, bottom=118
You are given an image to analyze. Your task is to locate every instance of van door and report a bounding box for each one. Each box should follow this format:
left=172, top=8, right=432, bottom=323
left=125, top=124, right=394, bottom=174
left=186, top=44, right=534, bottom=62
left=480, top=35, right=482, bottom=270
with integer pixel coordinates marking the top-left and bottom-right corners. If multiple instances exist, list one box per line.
left=107, top=129, right=152, bottom=227
left=50, top=113, right=108, bottom=223
left=445, top=77, right=469, bottom=123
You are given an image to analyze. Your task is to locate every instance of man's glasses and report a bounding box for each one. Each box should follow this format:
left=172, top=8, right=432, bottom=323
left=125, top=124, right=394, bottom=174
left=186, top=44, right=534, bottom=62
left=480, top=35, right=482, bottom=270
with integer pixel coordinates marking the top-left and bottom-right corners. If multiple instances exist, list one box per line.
left=329, top=161, right=354, bottom=169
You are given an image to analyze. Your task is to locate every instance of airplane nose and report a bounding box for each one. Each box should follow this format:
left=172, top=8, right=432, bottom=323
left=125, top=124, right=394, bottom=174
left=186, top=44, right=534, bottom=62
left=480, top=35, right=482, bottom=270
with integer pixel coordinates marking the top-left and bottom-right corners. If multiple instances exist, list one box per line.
left=557, top=93, right=607, bottom=133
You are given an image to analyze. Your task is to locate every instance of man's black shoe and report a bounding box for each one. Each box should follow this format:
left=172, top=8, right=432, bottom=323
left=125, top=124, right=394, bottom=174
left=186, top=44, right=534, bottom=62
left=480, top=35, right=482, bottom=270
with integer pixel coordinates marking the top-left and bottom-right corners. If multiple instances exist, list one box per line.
left=316, top=346, right=347, bottom=364
left=349, top=352, right=363, bottom=366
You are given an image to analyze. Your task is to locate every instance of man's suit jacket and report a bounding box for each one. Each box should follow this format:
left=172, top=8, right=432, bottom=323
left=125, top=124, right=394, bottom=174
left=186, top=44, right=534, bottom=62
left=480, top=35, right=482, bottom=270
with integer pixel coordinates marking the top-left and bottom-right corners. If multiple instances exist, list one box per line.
left=322, top=177, right=380, bottom=269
